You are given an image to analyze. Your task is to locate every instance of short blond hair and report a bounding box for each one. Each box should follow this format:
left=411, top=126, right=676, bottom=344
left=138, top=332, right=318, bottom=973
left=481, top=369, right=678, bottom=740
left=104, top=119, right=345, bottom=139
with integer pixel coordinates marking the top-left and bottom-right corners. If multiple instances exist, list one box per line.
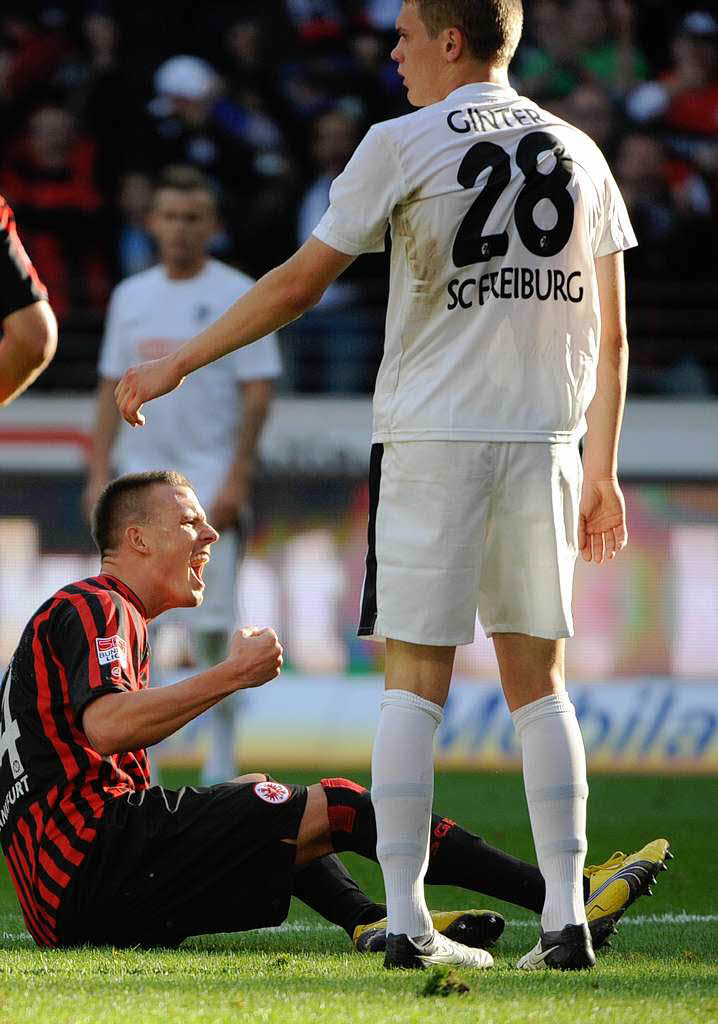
left=412, top=0, right=524, bottom=66
left=92, top=470, right=195, bottom=557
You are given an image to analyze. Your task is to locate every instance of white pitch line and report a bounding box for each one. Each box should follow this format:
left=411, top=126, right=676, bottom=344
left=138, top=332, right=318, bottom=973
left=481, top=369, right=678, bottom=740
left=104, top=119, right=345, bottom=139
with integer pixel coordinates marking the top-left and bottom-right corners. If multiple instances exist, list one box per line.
left=1, top=913, right=716, bottom=945
left=503, top=914, right=718, bottom=928
left=269, top=914, right=718, bottom=933
left=263, top=913, right=718, bottom=933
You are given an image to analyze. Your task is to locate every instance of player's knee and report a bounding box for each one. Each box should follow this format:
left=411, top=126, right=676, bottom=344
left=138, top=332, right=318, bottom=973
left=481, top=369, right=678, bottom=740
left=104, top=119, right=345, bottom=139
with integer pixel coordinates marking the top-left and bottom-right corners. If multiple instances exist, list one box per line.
left=320, top=778, right=374, bottom=851
left=232, top=771, right=267, bottom=784
left=321, top=777, right=369, bottom=802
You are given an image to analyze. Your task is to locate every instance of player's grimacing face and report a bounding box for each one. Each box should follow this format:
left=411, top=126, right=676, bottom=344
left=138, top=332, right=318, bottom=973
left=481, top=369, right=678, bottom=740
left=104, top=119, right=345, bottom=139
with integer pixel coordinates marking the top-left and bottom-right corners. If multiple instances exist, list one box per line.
left=145, top=485, right=219, bottom=609
left=391, top=3, right=450, bottom=107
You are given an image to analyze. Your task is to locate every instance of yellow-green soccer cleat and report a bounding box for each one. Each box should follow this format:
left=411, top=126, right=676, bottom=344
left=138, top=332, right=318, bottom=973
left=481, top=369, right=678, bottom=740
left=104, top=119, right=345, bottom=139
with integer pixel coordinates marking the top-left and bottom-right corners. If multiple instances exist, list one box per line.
left=585, top=838, right=673, bottom=950
left=353, top=909, right=505, bottom=954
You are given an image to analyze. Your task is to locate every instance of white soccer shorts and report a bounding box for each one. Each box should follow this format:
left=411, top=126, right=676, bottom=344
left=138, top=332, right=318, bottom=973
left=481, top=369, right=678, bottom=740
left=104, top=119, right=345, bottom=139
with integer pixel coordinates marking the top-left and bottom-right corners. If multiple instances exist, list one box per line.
left=358, top=440, right=582, bottom=645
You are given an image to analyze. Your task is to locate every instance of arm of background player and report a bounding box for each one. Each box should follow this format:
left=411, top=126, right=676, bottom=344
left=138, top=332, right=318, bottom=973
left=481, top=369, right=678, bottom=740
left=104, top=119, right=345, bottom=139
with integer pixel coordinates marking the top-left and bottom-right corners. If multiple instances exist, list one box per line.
left=0, top=300, right=57, bottom=406
left=209, top=378, right=274, bottom=531
left=579, top=250, right=629, bottom=564
left=82, top=627, right=283, bottom=755
left=82, top=377, right=121, bottom=520
left=115, top=236, right=354, bottom=425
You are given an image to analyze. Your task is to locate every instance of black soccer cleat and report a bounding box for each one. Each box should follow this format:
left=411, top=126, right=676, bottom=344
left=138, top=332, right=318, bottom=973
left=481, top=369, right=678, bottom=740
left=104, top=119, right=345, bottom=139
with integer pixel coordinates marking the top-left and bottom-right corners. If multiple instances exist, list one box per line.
left=384, top=930, right=494, bottom=970
left=517, top=922, right=596, bottom=971
left=353, top=908, right=504, bottom=954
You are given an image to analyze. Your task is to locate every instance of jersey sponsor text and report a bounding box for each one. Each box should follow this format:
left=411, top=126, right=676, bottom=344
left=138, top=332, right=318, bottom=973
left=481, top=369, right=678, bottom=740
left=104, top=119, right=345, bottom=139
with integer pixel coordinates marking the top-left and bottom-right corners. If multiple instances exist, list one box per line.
left=447, top=268, right=585, bottom=309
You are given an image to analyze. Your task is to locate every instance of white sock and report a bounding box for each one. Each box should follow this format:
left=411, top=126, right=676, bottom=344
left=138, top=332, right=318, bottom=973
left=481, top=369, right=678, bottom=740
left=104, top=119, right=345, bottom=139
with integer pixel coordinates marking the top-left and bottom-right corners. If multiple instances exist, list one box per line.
left=512, top=692, right=588, bottom=933
left=371, top=688, right=442, bottom=941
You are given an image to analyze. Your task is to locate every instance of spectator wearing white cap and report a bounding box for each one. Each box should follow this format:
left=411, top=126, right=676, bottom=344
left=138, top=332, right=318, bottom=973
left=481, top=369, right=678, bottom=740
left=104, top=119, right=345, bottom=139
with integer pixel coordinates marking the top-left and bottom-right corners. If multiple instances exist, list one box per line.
left=139, top=55, right=255, bottom=224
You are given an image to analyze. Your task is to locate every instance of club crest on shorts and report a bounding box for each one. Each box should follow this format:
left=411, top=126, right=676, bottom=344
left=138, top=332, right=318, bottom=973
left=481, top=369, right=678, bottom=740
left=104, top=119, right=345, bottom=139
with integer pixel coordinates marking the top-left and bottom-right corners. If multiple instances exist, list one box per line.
left=95, top=635, right=127, bottom=668
left=254, top=781, right=291, bottom=804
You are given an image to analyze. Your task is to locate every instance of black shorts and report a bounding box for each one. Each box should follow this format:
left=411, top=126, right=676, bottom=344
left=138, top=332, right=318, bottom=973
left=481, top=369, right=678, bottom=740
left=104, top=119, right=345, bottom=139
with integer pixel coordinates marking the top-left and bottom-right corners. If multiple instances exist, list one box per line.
left=55, top=781, right=308, bottom=947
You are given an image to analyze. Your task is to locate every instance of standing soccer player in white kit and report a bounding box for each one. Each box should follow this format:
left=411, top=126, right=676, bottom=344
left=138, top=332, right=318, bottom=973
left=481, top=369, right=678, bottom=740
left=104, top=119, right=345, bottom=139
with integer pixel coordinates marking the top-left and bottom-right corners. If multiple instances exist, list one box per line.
left=115, top=0, right=637, bottom=971
left=86, top=166, right=281, bottom=784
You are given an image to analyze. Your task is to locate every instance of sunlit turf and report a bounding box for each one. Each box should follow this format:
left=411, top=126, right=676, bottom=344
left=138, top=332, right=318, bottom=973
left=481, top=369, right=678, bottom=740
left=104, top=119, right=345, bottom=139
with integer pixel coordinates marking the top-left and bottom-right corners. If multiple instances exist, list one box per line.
left=1, top=771, right=715, bottom=1024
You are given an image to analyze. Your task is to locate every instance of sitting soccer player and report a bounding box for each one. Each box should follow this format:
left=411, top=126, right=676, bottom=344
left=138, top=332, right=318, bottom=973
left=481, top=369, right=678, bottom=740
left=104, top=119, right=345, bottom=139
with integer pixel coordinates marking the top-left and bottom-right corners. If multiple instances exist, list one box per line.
left=0, top=472, right=670, bottom=966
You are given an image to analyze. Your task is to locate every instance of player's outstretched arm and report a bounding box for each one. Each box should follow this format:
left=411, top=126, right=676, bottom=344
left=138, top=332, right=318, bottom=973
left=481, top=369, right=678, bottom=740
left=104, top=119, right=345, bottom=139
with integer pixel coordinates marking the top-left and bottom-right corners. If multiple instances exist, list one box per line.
left=0, top=300, right=57, bottom=405
left=82, top=627, right=283, bottom=755
left=580, top=251, right=629, bottom=564
left=115, top=237, right=354, bottom=426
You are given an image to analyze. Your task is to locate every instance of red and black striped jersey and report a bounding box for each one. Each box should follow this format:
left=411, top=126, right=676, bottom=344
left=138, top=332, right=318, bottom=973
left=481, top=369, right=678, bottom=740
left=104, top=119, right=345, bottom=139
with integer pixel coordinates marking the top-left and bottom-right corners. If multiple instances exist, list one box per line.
left=0, top=195, right=48, bottom=321
left=0, top=574, right=150, bottom=947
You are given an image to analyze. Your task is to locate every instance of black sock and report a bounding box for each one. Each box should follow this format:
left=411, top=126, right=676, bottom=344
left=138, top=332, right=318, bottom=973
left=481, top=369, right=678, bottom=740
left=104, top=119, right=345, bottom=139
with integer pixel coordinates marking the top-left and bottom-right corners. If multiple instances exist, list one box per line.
left=292, top=854, right=385, bottom=937
left=320, top=777, right=560, bottom=914
left=425, top=815, right=546, bottom=913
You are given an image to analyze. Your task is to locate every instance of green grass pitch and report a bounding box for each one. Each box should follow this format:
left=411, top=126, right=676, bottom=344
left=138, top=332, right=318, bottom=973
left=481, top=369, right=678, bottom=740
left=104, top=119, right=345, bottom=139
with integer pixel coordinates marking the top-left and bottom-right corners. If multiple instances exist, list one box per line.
left=1, top=770, right=716, bottom=1023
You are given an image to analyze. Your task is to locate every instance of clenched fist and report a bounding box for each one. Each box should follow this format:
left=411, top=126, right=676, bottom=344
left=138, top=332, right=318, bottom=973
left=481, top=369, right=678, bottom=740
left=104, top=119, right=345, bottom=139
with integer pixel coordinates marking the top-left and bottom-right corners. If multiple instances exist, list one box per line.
left=226, top=627, right=283, bottom=689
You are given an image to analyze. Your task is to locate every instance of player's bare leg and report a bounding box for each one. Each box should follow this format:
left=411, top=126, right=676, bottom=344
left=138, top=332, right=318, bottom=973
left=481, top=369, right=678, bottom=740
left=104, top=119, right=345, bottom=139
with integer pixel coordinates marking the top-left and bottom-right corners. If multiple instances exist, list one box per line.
left=493, top=633, right=593, bottom=969
left=289, top=784, right=335, bottom=865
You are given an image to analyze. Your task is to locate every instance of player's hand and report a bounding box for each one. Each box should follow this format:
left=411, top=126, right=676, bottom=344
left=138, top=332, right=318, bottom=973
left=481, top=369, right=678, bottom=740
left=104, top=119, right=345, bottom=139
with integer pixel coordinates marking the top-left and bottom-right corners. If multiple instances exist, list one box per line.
left=226, top=627, right=283, bottom=689
left=114, top=355, right=184, bottom=426
left=579, top=477, right=628, bottom=564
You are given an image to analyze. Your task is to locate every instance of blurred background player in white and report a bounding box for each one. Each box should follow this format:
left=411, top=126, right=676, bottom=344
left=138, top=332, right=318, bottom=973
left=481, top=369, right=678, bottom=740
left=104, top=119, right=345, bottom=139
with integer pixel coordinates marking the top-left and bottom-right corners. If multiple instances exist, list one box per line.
left=84, top=165, right=281, bottom=783
left=115, top=0, right=635, bottom=972
left=0, top=194, right=57, bottom=406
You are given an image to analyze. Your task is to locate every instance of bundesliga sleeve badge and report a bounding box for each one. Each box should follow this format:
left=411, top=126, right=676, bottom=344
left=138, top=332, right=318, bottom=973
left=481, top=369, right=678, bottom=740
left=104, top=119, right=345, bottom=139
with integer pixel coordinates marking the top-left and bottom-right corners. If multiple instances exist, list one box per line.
left=95, top=635, right=128, bottom=669
left=253, top=781, right=291, bottom=804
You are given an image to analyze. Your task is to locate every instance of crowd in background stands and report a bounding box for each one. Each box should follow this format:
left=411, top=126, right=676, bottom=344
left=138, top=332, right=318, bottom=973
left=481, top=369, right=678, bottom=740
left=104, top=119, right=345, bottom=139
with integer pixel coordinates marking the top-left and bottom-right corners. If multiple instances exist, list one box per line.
left=1, top=0, right=717, bottom=394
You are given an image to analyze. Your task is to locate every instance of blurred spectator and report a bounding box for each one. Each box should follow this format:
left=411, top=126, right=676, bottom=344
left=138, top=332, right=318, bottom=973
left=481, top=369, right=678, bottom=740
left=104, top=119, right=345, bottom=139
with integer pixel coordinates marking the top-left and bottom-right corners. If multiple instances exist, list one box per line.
left=615, top=132, right=712, bottom=279
left=137, top=53, right=299, bottom=275
left=57, top=12, right=126, bottom=194
left=139, top=56, right=254, bottom=196
left=212, top=17, right=299, bottom=273
left=626, top=10, right=718, bottom=179
left=360, top=0, right=402, bottom=33
left=616, top=132, right=713, bottom=394
left=0, top=104, right=110, bottom=322
left=283, top=107, right=383, bottom=392
left=284, top=0, right=345, bottom=45
left=279, top=3, right=365, bottom=134
left=563, top=83, right=621, bottom=157
left=344, top=26, right=407, bottom=122
left=513, top=0, right=575, bottom=101
left=0, top=9, right=70, bottom=123
left=216, top=17, right=290, bottom=170
left=115, top=172, right=155, bottom=279
left=515, top=0, right=648, bottom=102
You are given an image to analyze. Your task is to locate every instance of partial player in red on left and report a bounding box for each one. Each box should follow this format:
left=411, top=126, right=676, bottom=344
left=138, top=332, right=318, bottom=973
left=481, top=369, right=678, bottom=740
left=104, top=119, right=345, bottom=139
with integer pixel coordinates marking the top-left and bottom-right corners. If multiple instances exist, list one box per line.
left=0, top=195, right=57, bottom=405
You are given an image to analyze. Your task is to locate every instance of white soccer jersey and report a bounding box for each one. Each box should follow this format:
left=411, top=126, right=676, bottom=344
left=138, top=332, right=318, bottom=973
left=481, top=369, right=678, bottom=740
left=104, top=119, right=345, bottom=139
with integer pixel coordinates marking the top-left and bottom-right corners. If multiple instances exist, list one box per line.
left=98, top=259, right=282, bottom=506
left=313, top=82, right=637, bottom=443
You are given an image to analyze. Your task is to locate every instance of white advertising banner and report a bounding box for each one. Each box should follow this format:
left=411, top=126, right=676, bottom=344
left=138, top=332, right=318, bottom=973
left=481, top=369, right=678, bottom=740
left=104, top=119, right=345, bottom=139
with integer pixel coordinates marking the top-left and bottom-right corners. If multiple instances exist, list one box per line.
left=157, top=674, right=718, bottom=773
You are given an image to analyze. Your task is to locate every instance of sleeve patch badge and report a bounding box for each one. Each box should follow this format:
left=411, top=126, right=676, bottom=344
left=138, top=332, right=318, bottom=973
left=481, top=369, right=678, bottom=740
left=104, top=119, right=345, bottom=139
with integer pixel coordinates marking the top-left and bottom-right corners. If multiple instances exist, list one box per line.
left=253, top=781, right=291, bottom=804
left=95, top=635, right=128, bottom=668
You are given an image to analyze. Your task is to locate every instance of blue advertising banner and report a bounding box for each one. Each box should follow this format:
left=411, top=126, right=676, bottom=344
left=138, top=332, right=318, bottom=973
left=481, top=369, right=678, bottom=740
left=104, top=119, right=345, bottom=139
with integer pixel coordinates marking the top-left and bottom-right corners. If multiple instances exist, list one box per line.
left=155, top=675, right=718, bottom=773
